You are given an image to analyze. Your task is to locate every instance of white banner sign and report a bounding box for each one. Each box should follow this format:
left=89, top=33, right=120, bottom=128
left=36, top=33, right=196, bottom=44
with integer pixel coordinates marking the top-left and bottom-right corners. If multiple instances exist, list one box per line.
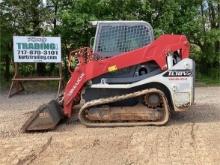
left=13, top=36, right=61, bottom=63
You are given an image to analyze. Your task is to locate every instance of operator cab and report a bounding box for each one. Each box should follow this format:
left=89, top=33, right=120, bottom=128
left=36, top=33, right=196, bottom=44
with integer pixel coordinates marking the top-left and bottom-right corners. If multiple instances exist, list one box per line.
left=89, top=21, right=160, bottom=85
left=91, top=21, right=154, bottom=58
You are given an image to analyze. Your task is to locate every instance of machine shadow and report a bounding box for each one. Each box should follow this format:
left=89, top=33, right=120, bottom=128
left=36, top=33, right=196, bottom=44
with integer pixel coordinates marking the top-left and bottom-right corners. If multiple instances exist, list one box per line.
left=170, top=103, right=220, bottom=125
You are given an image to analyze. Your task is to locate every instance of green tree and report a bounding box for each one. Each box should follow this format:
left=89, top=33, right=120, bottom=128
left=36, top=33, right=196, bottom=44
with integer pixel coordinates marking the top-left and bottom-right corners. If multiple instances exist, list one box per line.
left=197, top=0, right=220, bottom=71
left=0, top=0, right=219, bottom=83
left=0, top=0, right=53, bottom=77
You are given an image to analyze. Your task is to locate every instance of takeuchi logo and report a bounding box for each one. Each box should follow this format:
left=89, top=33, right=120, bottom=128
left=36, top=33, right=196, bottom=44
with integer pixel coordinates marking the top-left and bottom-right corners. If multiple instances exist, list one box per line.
left=67, top=73, right=85, bottom=96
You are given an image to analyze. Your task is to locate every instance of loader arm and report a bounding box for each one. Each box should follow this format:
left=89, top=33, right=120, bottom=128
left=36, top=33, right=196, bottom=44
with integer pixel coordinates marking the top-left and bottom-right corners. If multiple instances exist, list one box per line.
left=63, top=34, right=189, bottom=117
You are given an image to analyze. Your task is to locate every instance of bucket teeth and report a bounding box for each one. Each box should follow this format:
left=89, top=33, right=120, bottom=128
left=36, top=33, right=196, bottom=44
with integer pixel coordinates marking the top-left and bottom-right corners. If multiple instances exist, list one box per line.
left=22, top=100, right=64, bottom=132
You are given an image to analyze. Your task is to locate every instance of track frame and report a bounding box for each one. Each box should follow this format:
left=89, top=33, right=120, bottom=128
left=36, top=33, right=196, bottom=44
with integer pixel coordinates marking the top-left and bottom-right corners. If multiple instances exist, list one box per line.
left=78, top=88, right=170, bottom=127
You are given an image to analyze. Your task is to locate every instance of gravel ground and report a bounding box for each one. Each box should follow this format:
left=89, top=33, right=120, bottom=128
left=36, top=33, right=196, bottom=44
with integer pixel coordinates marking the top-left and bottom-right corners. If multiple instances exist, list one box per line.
left=0, top=87, right=220, bottom=165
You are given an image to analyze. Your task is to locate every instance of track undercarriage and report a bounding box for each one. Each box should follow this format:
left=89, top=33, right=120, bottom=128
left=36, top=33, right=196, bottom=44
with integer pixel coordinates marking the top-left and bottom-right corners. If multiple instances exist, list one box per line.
left=79, top=88, right=170, bottom=127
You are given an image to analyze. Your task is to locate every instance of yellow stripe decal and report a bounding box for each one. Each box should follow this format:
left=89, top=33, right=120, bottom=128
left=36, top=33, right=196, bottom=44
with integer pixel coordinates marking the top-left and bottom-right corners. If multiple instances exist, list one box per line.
left=108, top=65, right=118, bottom=72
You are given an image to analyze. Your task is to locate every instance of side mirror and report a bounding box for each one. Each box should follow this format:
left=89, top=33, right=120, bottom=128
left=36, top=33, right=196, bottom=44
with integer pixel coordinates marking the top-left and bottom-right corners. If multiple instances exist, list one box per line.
left=90, top=37, right=95, bottom=48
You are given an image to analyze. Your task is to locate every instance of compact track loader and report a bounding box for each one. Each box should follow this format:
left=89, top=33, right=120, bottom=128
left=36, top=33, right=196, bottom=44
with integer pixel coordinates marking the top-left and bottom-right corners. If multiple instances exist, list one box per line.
left=22, top=21, right=195, bottom=132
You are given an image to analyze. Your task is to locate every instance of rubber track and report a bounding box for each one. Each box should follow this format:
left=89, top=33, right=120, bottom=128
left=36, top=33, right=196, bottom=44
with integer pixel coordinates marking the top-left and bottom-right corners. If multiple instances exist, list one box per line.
left=78, top=88, right=170, bottom=127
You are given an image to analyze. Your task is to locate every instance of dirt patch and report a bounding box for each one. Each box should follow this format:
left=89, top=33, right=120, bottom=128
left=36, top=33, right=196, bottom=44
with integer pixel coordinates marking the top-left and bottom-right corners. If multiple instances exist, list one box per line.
left=0, top=87, right=220, bottom=165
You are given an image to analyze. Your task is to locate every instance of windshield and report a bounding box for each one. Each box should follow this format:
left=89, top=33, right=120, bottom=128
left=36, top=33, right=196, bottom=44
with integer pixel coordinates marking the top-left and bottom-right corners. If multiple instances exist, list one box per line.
left=94, top=22, right=154, bottom=57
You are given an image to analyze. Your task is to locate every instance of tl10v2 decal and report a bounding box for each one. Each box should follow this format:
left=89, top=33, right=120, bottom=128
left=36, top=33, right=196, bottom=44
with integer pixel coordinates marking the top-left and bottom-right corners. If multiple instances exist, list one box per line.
left=163, top=70, right=192, bottom=77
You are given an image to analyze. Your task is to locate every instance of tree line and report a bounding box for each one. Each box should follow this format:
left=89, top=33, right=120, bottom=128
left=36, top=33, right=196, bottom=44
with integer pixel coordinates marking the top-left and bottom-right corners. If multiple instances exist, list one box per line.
left=0, top=0, right=219, bottom=82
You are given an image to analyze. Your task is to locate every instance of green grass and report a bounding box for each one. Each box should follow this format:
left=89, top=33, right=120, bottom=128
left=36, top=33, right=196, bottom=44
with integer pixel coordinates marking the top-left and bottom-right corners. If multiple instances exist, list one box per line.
left=196, top=69, right=220, bottom=86
left=196, top=76, right=220, bottom=85
left=0, top=74, right=10, bottom=92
